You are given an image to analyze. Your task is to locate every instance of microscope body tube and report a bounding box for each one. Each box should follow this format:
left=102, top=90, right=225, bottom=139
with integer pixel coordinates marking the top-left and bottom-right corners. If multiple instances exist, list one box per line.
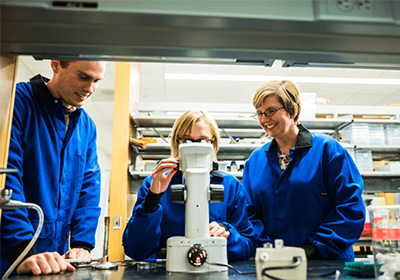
left=166, top=143, right=228, bottom=273
left=184, top=168, right=210, bottom=238
left=178, top=143, right=213, bottom=238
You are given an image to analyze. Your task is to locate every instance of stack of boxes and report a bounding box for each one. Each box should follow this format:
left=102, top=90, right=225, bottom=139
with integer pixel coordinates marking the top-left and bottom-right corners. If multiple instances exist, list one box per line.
left=355, top=150, right=374, bottom=172
left=341, top=123, right=370, bottom=146
left=368, top=124, right=385, bottom=146
left=341, top=123, right=400, bottom=173
left=341, top=123, right=375, bottom=172
left=385, top=124, right=400, bottom=145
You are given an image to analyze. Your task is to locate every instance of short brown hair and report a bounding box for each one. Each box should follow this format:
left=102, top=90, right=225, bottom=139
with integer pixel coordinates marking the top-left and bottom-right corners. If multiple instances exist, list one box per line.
left=59, top=60, right=73, bottom=68
left=253, top=80, right=301, bottom=124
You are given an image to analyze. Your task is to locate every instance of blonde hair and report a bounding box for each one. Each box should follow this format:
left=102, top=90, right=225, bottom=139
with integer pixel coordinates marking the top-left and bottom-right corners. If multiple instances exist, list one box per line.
left=252, top=80, right=301, bottom=124
left=170, top=110, right=220, bottom=158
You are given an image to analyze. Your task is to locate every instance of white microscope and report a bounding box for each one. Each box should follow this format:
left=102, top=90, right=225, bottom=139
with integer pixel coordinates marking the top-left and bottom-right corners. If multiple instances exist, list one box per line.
left=166, top=142, right=228, bottom=273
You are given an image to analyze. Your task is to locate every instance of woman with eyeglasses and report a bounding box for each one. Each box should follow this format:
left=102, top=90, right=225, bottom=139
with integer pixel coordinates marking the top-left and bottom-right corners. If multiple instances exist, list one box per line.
left=243, top=80, right=365, bottom=261
left=123, top=110, right=257, bottom=261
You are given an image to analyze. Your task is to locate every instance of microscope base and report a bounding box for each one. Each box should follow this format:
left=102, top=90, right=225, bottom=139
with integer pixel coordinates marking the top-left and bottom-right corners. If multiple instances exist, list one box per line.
left=166, top=236, right=228, bottom=273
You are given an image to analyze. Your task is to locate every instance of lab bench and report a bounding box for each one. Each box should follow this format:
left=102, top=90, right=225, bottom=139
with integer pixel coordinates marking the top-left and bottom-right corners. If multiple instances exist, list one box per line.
left=8, top=259, right=375, bottom=280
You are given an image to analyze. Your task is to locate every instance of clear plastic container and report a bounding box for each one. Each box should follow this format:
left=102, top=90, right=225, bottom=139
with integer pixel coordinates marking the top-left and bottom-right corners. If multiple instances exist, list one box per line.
left=368, top=205, right=400, bottom=279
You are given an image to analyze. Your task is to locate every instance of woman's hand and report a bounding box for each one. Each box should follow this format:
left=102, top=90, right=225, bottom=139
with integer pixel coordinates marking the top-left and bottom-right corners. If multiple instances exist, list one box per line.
left=63, top=248, right=91, bottom=260
left=150, top=158, right=179, bottom=194
left=209, top=221, right=230, bottom=238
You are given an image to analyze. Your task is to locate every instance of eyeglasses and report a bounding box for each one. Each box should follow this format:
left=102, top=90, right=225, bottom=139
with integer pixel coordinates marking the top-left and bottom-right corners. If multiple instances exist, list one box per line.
left=253, top=107, right=284, bottom=120
left=176, top=138, right=215, bottom=144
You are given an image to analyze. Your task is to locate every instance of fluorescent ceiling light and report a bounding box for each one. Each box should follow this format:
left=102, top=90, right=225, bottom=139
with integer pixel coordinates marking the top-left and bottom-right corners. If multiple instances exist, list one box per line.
left=164, top=73, right=400, bottom=85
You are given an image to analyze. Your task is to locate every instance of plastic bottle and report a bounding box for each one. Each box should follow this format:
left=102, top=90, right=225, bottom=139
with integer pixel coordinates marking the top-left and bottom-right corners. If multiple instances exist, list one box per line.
left=230, top=161, right=238, bottom=172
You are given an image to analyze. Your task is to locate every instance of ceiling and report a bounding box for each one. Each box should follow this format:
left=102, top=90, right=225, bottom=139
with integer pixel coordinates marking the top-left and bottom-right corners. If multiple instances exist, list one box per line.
left=6, top=1, right=400, bottom=112
left=18, top=55, right=400, bottom=110
left=3, top=1, right=400, bottom=68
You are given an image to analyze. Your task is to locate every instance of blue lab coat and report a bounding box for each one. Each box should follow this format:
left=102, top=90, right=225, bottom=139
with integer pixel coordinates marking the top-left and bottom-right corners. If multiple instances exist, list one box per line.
left=243, top=124, right=365, bottom=261
left=1, top=75, right=101, bottom=276
left=123, top=171, right=257, bottom=261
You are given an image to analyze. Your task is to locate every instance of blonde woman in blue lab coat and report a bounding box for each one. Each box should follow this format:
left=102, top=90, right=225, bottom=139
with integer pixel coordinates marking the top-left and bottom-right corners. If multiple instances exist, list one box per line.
left=123, top=110, right=257, bottom=261
left=243, top=80, right=366, bottom=261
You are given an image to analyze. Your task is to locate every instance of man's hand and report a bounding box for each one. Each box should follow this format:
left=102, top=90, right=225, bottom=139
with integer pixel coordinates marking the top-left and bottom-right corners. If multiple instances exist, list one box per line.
left=16, top=252, right=75, bottom=275
left=209, top=221, right=230, bottom=238
left=63, top=248, right=91, bottom=260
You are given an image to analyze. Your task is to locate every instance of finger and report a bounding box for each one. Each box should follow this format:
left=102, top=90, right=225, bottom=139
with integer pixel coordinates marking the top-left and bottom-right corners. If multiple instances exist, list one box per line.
left=210, top=227, right=220, bottom=236
left=155, top=158, right=178, bottom=168
left=35, top=255, right=53, bottom=275
left=166, top=169, right=177, bottom=179
left=45, top=256, right=62, bottom=274
left=47, top=252, right=69, bottom=274
left=152, top=167, right=172, bottom=178
left=57, top=255, right=76, bottom=272
left=209, top=225, right=220, bottom=236
left=16, top=258, right=41, bottom=275
left=62, top=251, right=70, bottom=259
left=208, top=222, right=218, bottom=235
left=209, top=221, right=217, bottom=230
left=214, top=227, right=226, bottom=237
left=29, top=264, right=43, bottom=276
left=66, top=263, right=76, bottom=272
left=54, top=253, right=69, bottom=271
left=46, top=252, right=70, bottom=274
left=160, top=158, right=179, bottom=164
left=155, top=158, right=179, bottom=168
left=153, top=162, right=178, bottom=174
left=66, top=249, right=76, bottom=259
left=66, top=248, right=89, bottom=259
left=75, top=249, right=91, bottom=259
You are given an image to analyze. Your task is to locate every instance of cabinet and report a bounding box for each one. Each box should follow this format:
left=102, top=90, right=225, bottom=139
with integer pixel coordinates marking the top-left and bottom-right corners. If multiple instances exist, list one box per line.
left=129, top=102, right=400, bottom=194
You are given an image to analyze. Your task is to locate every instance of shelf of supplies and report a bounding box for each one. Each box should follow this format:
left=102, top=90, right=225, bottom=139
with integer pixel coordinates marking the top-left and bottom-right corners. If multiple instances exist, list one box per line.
left=133, top=143, right=262, bottom=160
left=132, top=116, right=262, bottom=129
left=132, top=116, right=350, bottom=141
left=355, top=236, right=372, bottom=247
left=129, top=170, right=152, bottom=179
left=361, top=171, right=400, bottom=178
left=352, top=119, right=400, bottom=125
left=132, top=115, right=350, bottom=130
left=136, top=127, right=269, bottom=139
left=129, top=168, right=400, bottom=180
left=302, top=118, right=351, bottom=130
left=130, top=111, right=400, bottom=186
left=355, top=145, right=400, bottom=153
left=339, top=118, right=400, bottom=132
left=218, top=144, right=262, bottom=159
left=129, top=169, right=243, bottom=180
left=136, top=127, right=337, bottom=139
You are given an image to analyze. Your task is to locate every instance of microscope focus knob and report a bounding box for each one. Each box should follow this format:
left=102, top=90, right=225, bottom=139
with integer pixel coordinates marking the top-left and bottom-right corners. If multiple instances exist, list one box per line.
left=210, top=184, right=224, bottom=203
left=170, top=184, right=186, bottom=203
left=187, top=244, right=207, bottom=266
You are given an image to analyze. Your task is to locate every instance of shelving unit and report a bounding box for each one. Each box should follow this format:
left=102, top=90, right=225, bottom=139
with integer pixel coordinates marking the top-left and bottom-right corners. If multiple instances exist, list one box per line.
left=130, top=117, right=350, bottom=164
left=128, top=103, right=400, bottom=255
left=129, top=103, right=400, bottom=193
